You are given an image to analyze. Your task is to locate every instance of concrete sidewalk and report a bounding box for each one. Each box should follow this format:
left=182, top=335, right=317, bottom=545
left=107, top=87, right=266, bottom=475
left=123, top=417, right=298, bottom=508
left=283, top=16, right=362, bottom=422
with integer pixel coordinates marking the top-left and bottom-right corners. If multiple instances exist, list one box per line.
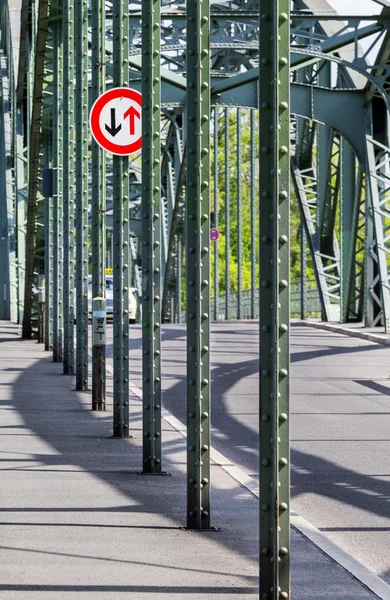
left=0, top=321, right=382, bottom=599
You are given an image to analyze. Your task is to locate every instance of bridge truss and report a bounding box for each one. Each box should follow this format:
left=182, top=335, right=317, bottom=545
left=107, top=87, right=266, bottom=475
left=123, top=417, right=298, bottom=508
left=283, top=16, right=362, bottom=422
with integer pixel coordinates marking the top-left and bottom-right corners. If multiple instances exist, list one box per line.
left=1, top=0, right=390, bottom=597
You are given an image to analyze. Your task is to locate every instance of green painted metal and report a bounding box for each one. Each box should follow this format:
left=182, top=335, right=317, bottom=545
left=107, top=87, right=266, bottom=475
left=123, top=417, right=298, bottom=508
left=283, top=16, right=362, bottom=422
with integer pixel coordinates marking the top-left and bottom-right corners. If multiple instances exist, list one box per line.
left=112, top=0, right=130, bottom=437
left=259, top=1, right=290, bottom=597
left=44, top=185, right=53, bottom=352
left=15, top=112, right=26, bottom=325
left=62, top=0, right=75, bottom=374
left=250, top=109, right=256, bottom=320
left=75, top=0, right=89, bottom=389
left=22, top=0, right=50, bottom=338
left=213, top=108, right=219, bottom=321
left=236, top=108, right=242, bottom=320
left=186, top=0, right=211, bottom=529
left=340, top=140, right=356, bottom=321
left=0, top=61, right=10, bottom=321
left=53, top=20, right=63, bottom=363
left=141, top=0, right=162, bottom=470
left=300, top=218, right=307, bottom=320
left=364, top=132, right=390, bottom=331
left=175, top=235, right=182, bottom=323
left=91, top=0, right=106, bottom=406
left=5, top=6, right=390, bottom=590
left=224, top=108, right=230, bottom=320
left=344, top=164, right=365, bottom=323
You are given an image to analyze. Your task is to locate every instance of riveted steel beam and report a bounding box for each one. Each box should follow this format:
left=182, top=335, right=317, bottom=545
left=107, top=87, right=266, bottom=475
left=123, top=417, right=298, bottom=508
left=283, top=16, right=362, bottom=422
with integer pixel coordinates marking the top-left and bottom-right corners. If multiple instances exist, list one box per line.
left=364, top=133, right=390, bottom=331
left=62, top=0, right=75, bottom=374
left=250, top=109, right=257, bottom=320
left=213, top=108, right=219, bottom=321
left=236, top=108, right=242, bottom=320
left=22, top=0, right=50, bottom=338
left=259, top=2, right=290, bottom=598
left=75, top=0, right=89, bottom=390
left=91, top=0, right=106, bottom=407
left=52, top=19, right=63, bottom=363
left=186, top=0, right=211, bottom=529
left=224, top=108, right=230, bottom=320
left=341, top=144, right=365, bottom=323
left=112, top=0, right=130, bottom=437
left=141, top=0, right=162, bottom=471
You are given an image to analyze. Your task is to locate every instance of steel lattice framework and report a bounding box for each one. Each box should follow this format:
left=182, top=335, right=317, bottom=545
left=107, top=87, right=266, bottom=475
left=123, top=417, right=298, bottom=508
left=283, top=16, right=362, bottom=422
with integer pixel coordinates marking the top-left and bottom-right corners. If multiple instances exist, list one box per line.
left=2, top=0, right=390, bottom=597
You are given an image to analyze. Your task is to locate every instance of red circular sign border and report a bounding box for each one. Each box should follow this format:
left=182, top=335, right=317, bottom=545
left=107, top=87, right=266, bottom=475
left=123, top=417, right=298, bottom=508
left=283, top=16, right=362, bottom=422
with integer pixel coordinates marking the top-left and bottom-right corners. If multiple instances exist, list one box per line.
left=89, top=87, right=142, bottom=156
left=210, top=227, right=220, bottom=241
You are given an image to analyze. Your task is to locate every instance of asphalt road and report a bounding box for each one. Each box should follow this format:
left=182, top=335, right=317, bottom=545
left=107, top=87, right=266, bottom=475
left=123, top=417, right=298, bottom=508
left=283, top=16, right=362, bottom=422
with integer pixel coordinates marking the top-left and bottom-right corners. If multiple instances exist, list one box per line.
left=105, top=322, right=390, bottom=584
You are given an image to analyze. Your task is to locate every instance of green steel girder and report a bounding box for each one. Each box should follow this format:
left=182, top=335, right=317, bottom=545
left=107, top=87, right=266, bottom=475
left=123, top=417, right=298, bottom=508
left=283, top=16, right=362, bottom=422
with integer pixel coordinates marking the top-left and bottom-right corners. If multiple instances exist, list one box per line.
left=291, top=85, right=366, bottom=164
left=17, top=0, right=32, bottom=104
left=236, top=108, right=242, bottom=319
left=212, top=108, right=219, bottom=321
left=75, top=0, right=89, bottom=390
left=224, top=107, right=231, bottom=320
left=91, top=0, right=106, bottom=407
left=112, top=0, right=130, bottom=437
left=21, top=0, right=50, bottom=338
left=185, top=0, right=211, bottom=530
left=291, top=23, right=384, bottom=70
left=318, top=130, right=341, bottom=257
left=0, top=56, right=12, bottom=321
left=62, top=0, right=75, bottom=374
left=52, top=17, right=63, bottom=363
left=341, top=151, right=365, bottom=323
left=161, top=147, right=186, bottom=321
left=141, top=0, right=162, bottom=471
left=291, top=146, right=341, bottom=322
left=364, top=133, right=390, bottom=331
left=259, top=2, right=290, bottom=597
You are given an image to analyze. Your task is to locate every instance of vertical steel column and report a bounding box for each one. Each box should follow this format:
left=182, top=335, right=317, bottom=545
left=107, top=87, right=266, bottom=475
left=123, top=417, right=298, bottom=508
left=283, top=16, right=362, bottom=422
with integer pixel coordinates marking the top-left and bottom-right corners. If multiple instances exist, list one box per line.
left=91, top=0, right=106, bottom=406
left=141, top=0, right=162, bottom=471
left=16, top=113, right=26, bottom=325
left=340, top=140, right=355, bottom=321
left=75, top=0, right=89, bottom=390
left=176, top=236, right=182, bottom=323
left=259, top=2, right=290, bottom=598
left=44, top=190, right=53, bottom=351
left=213, top=108, right=219, bottom=321
left=250, top=109, right=256, bottom=320
left=0, top=64, right=9, bottom=320
left=224, top=108, right=230, bottom=320
left=112, top=0, right=130, bottom=437
left=300, top=219, right=307, bottom=320
left=186, top=0, right=211, bottom=529
left=236, top=108, right=242, bottom=320
left=53, top=22, right=64, bottom=362
left=63, top=0, right=75, bottom=374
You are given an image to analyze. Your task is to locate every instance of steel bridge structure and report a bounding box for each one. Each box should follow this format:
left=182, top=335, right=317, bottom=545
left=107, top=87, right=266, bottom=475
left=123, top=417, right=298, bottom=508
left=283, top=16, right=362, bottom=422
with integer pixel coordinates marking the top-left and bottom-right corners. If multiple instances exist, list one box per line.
left=1, top=0, right=390, bottom=597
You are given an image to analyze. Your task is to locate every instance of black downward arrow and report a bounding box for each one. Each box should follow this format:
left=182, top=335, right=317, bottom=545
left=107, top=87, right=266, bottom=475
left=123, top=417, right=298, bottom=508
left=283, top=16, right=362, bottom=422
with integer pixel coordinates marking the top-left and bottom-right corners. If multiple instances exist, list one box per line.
left=105, top=108, right=122, bottom=137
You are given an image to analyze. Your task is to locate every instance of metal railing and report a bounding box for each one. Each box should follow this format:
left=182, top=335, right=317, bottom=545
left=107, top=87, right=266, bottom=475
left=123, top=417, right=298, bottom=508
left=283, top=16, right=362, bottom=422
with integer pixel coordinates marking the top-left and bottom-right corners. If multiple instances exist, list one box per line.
left=212, top=279, right=321, bottom=320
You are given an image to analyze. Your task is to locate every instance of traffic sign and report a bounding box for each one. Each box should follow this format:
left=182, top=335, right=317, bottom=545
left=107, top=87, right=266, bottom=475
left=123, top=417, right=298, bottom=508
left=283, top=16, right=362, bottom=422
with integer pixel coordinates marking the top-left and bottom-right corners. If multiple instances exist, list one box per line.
left=90, top=87, right=142, bottom=156
left=210, top=227, right=219, bottom=241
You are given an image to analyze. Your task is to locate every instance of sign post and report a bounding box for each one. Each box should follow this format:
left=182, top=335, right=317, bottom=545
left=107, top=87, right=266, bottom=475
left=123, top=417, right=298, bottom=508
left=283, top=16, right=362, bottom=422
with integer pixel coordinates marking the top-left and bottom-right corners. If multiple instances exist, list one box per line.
left=92, top=297, right=106, bottom=411
left=90, top=85, right=141, bottom=433
left=38, top=274, right=45, bottom=344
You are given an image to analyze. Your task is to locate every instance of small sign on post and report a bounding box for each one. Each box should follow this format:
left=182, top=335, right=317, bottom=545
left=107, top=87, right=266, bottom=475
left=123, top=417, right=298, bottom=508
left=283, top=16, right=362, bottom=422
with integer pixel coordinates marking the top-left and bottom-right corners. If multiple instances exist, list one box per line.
left=210, top=227, right=219, bottom=242
left=92, top=297, right=106, bottom=411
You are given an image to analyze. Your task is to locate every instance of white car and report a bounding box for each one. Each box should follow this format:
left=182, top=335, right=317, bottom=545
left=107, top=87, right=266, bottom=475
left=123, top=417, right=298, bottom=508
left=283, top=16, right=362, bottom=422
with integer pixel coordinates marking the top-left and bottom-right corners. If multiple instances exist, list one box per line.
left=74, top=276, right=137, bottom=323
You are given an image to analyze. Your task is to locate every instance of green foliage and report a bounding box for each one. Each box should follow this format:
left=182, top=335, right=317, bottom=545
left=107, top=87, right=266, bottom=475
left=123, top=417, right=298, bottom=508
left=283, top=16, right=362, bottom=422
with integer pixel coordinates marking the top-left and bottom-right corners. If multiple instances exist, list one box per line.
left=210, top=108, right=313, bottom=292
